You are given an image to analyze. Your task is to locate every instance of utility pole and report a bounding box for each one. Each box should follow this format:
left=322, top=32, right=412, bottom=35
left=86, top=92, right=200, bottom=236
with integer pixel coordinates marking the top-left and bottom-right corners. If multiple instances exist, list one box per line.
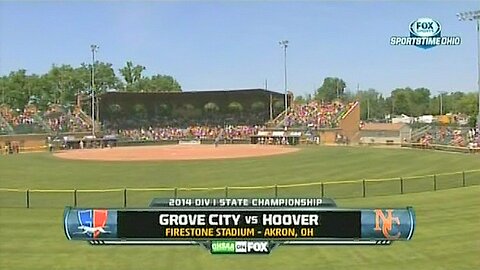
left=367, top=98, right=370, bottom=120
left=279, top=40, right=289, bottom=113
left=90, top=44, right=99, bottom=137
left=457, top=10, right=480, bottom=130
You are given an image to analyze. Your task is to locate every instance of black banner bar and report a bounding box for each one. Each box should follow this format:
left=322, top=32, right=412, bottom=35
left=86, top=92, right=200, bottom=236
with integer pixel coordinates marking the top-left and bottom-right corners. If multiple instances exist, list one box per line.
left=117, top=210, right=360, bottom=239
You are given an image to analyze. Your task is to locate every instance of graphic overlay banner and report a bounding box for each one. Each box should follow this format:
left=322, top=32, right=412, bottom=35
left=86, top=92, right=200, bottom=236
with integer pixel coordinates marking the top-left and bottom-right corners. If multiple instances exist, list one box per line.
left=64, top=198, right=415, bottom=254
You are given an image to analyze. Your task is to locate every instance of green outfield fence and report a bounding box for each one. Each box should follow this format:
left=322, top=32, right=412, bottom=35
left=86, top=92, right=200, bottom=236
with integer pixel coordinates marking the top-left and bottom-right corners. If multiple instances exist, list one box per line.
left=0, top=169, right=479, bottom=208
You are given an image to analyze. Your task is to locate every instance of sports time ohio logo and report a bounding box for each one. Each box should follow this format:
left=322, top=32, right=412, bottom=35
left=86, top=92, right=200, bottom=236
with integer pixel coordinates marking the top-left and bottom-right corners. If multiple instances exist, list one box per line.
left=390, top=18, right=461, bottom=49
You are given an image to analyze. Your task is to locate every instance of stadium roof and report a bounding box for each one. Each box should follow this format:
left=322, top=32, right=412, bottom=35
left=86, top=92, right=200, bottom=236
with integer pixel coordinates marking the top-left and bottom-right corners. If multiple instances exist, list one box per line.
left=101, top=88, right=283, bottom=96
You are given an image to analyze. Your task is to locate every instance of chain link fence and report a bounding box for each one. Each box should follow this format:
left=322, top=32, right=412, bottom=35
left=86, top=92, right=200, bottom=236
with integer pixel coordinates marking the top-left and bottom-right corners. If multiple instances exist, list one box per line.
left=1, top=169, right=479, bottom=208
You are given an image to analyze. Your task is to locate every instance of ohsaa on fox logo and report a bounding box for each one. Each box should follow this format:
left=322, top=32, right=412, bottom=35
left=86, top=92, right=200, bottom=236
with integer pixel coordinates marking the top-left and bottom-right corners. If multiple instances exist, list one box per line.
left=235, top=241, right=270, bottom=254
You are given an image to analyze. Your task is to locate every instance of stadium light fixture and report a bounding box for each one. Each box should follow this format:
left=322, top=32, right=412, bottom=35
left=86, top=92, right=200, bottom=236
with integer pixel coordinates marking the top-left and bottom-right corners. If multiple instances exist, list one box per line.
left=279, top=40, right=289, bottom=114
left=90, top=44, right=99, bottom=137
left=457, top=10, right=480, bottom=131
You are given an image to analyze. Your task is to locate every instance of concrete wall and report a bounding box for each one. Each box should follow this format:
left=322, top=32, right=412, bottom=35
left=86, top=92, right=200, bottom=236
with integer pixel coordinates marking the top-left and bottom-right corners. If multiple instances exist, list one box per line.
left=0, top=134, right=47, bottom=151
left=0, top=132, right=91, bottom=152
left=360, top=136, right=401, bottom=144
left=339, top=103, right=360, bottom=143
left=317, top=129, right=340, bottom=144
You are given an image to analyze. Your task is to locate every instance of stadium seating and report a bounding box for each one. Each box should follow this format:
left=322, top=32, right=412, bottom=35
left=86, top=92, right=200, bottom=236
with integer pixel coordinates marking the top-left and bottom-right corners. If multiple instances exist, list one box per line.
left=282, top=101, right=350, bottom=129
left=109, top=125, right=263, bottom=141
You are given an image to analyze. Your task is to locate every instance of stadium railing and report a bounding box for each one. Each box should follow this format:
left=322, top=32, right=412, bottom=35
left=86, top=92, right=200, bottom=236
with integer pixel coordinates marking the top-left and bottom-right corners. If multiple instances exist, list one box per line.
left=357, top=142, right=480, bottom=153
left=0, top=169, right=479, bottom=208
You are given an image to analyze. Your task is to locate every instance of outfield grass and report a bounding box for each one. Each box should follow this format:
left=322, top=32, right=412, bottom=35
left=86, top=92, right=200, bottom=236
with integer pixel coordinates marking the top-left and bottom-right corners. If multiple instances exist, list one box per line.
left=1, top=146, right=480, bottom=208
left=1, top=146, right=479, bottom=190
left=0, top=146, right=479, bottom=269
left=0, top=187, right=478, bottom=270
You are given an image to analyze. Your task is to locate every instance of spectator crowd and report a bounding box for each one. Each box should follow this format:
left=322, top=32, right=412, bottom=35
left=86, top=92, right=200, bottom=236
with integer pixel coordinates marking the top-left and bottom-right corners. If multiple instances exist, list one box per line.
left=0, top=105, right=91, bottom=134
left=283, top=101, right=351, bottom=128
left=41, top=107, right=91, bottom=133
left=0, top=106, right=45, bottom=134
left=418, top=127, right=479, bottom=148
left=108, top=125, right=263, bottom=141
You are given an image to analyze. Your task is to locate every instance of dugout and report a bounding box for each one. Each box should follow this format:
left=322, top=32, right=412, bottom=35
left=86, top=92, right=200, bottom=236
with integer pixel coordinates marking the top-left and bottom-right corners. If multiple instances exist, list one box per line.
left=359, top=123, right=411, bottom=145
left=250, top=131, right=301, bottom=145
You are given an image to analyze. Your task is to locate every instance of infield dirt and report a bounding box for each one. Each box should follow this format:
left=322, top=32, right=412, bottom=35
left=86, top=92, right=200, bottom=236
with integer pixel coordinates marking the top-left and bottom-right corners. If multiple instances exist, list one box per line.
left=53, top=144, right=300, bottom=161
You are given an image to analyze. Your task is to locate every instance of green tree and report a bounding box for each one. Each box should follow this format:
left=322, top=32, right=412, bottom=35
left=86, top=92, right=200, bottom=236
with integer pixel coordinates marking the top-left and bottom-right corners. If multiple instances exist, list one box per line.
left=355, top=88, right=386, bottom=120
left=315, top=77, right=346, bottom=102
left=0, top=76, right=7, bottom=105
left=457, top=93, right=478, bottom=116
left=3, top=70, right=30, bottom=110
left=390, top=88, right=412, bottom=115
left=147, top=75, right=181, bottom=92
left=411, top=87, right=431, bottom=115
left=119, top=61, right=145, bottom=90
left=44, top=64, right=82, bottom=106
left=78, top=62, right=122, bottom=93
left=133, top=75, right=182, bottom=93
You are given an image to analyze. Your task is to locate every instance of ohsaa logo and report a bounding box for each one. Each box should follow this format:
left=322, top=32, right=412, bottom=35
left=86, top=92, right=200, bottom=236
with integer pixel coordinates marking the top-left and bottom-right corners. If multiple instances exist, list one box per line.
left=409, top=18, right=441, bottom=37
left=391, top=17, right=461, bottom=49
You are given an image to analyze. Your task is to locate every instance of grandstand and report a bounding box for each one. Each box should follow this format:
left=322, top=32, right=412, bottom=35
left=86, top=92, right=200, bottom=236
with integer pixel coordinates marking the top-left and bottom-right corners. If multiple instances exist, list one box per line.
left=0, top=104, right=92, bottom=135
left=97, top=89, right=361, bottom=145
left=98, top=89, right=288, bottom=129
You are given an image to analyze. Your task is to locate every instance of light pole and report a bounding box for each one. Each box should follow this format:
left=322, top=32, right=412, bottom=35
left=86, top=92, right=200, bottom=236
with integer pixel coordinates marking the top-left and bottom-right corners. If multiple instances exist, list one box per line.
left=90, top=44, right=99, bottom=137
left=457, top=10, right=480, bottom=131
left=279, top=40, right=289, bottom=113
left=439, top=91, right=446, bottom=115
left=367, top=98, right=370, bottom=120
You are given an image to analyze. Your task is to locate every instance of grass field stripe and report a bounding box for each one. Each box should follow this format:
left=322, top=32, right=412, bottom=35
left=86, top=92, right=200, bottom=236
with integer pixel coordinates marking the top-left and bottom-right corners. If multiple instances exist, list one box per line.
left=30, top=189, right=73, bottom=193
left=228, top=185, right=276, bottom=190
left=277, top=182, right=323, bottom=188
left=462, top=169, right=480, bottom=173
left=178, top=187, right=226, bottom=191
left=125, top=188, right=175, bottom=191
left=1, top=168, right=478, bottom=192
left=0, top=188, right=26, bottom=192
left=323, top=179, right=362, bottom=185
left=364, top=177, right=399, bottom=183
left=76, top=189, right=124, bottom=192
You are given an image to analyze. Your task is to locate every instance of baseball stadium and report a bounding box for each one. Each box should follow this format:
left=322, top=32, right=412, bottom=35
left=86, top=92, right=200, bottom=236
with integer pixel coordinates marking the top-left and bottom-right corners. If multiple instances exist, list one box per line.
left=1, top=86, right=480, bottom=269
left=1, top=2, right=480, bottom=270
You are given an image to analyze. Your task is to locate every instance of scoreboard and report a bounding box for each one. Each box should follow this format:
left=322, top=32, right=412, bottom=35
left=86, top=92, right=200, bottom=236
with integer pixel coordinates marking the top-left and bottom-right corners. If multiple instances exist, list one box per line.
left=64, top=198, right=415, bottom=254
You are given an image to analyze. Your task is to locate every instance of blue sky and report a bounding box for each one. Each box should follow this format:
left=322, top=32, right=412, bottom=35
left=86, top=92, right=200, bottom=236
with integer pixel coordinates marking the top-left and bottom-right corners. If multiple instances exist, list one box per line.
left=0, top=1, right=479, bottom=97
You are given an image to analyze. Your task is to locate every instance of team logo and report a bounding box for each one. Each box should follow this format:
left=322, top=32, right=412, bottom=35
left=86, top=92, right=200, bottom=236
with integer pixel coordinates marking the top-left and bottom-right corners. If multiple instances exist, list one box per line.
left=374, top=209, right=401, bottom=239
left=390, top=18, right=461, bottom=49
left=76, top=209, right=110, bottom=238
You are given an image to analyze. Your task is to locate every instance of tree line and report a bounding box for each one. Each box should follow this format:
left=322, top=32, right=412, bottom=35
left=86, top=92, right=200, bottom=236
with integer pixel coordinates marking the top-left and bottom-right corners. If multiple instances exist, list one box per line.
left=1, top=66, right=477, bottom=127
left=0, top=61, right=181, bottom=111
left=295, top=77, right=478, bottom=126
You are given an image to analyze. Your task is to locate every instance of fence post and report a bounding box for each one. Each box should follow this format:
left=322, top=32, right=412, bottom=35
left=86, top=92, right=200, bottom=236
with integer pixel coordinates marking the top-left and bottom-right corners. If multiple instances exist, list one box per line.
left=225, top=186, right=228, bottom=198
left=433, top=174, right=437, bottom=191
left=174, top=188, right=178, bottom=198
left=320, top=183, right=324, bottom=197
left=74, top=189, right=77, bottom=207
left=400, top=178, right=404, bottom=194
left=362, top=180, right=366, bottom=198
left=274, top=185, right=278, bottom=198
left=26, top=189, right=30, bottom=208
left=462, top=171, right=466, bottom=187
left=123, top=188, right=127, bottom=208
